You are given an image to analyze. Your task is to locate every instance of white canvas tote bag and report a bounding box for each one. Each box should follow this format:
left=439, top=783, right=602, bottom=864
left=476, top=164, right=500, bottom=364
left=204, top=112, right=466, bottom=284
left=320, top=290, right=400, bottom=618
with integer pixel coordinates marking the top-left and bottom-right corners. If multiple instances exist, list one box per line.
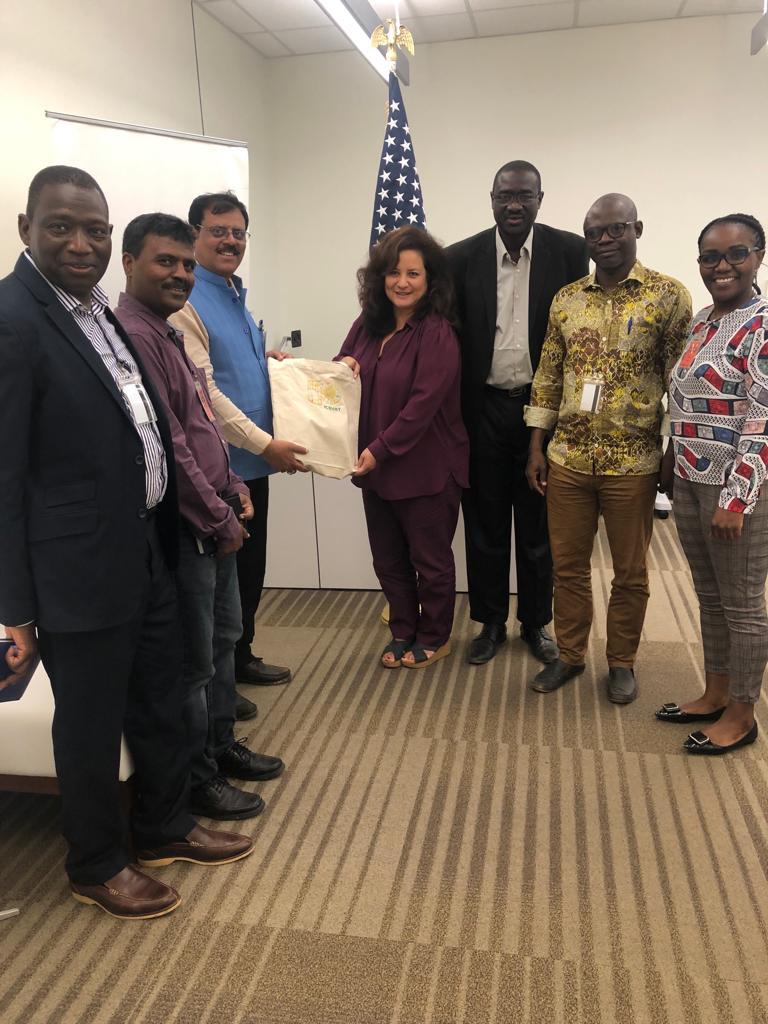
left=268, top=358, right=361, bottom=479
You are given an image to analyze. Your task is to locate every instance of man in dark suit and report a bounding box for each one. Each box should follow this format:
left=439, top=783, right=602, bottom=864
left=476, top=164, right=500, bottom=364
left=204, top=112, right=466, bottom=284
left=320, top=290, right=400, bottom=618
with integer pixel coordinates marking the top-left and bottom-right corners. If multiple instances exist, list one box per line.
left=447, top=160, right=589, bottom=666
left=0, top=166, right=252, bottom=920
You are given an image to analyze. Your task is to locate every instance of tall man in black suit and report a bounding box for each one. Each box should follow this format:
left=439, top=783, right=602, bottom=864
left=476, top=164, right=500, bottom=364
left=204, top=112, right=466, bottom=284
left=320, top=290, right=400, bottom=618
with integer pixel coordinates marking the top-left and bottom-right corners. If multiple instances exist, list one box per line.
left=0, top=166, right=252, bottom=921
left=447, top=160, right=589, bottom=665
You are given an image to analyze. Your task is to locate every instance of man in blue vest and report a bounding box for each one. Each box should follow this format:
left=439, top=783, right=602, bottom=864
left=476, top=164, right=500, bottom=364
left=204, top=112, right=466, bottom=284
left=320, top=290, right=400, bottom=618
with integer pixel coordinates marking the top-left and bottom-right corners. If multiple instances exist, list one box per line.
left=171, top=192, right=308, bottom=695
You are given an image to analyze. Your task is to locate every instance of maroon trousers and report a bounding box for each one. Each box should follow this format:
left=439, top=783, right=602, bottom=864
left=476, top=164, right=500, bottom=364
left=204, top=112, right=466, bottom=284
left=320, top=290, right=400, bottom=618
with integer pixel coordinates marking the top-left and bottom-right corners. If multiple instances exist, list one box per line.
left=362, top=478, right=462, bottom=649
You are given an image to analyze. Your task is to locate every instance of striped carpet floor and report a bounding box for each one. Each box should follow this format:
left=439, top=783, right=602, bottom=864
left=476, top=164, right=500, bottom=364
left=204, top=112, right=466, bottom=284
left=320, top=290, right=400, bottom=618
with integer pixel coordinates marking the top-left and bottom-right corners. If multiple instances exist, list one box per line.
left=1, top=518, right=768, bottom=1023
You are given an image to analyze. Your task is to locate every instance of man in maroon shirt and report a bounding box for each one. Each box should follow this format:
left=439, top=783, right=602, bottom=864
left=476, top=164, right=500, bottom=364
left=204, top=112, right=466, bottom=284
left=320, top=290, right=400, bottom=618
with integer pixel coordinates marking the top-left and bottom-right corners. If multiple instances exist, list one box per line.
left=115, top=213, right=285, bottom=821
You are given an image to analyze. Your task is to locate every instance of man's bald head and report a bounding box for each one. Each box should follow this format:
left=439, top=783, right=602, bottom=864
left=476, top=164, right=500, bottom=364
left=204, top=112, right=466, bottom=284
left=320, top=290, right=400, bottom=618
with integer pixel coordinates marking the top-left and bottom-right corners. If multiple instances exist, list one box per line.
left=583, top=193, right=643, bottom=282
left=585, top=193, right=638, bottom=226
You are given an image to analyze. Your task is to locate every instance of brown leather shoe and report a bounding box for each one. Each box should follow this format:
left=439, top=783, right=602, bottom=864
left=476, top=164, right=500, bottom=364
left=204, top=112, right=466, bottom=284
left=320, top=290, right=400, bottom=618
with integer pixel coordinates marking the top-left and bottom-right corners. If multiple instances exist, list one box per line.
left=70, top=864, right=181, bottom=920
left=136, top=824, right=254, bottom=868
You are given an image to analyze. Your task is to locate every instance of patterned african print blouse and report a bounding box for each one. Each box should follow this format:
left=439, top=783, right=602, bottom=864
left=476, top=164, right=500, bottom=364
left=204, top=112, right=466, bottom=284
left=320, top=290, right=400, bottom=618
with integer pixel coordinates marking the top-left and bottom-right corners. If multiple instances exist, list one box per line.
left=669, top=297, right=768, bottom=513
left=525, top=262, right=691, bottom=475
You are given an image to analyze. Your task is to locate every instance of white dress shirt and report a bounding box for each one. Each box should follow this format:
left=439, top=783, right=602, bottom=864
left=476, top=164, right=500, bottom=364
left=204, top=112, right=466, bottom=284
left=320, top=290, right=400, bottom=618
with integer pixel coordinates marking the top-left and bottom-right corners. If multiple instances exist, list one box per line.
left=486, top=228, right=534, bottom=389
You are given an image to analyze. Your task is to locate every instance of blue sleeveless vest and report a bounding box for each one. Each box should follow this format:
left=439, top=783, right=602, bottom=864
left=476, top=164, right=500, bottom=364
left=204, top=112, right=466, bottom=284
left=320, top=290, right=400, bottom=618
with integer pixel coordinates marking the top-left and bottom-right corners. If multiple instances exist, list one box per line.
left=189, top=265, right=273, bottom=481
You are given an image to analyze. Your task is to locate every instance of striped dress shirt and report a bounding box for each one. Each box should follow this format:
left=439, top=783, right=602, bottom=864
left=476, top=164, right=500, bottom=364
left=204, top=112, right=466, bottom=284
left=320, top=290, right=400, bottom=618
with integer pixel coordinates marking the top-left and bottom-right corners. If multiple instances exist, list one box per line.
left=25, top=252, right=167, bottom=507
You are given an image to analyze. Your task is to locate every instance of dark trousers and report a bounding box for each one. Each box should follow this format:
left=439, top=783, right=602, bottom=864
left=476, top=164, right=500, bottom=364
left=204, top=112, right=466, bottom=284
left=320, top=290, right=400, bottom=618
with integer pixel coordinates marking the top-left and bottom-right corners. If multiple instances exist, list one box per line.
left=37, top=519, right=194, bottom=885
left=462, top=386, right=553, bottom=628
left=362, top=478, right=462, bottom=649
left=175, top=530, right=242, bottom=790
left=234, top=475, right=269, bottom=669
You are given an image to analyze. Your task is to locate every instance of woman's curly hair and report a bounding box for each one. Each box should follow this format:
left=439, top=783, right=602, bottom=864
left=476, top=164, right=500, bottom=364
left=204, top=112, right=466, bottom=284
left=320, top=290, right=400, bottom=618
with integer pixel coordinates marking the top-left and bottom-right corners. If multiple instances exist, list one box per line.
left=357, top=226, right=457, bottom=338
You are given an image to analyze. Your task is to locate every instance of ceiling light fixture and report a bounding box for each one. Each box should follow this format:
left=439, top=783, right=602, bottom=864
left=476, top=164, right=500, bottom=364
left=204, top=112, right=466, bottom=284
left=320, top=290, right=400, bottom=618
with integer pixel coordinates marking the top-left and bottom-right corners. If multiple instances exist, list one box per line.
left=752, top=0, right=768, bottom=55
left=314, top=0, right=407, bottom=82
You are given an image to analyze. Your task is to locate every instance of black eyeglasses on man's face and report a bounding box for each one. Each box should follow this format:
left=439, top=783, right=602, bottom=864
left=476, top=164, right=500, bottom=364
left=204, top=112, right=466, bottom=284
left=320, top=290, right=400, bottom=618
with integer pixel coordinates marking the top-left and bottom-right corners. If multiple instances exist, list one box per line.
left=197, top=224, right=250, bottom=242
left=584, top=222, right=634, bottom=244
left=697, top=245, right=762, bottom=269
left=491, top=190, right=540, bottom=207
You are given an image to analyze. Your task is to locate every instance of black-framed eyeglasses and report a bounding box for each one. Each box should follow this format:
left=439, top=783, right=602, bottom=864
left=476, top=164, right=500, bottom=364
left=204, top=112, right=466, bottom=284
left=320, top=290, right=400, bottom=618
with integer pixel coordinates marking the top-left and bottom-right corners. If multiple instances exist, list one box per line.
left=197, top=224, right=250, bottom=241
left=697, top=245, right=762, bottom=268
left=491, top=190, right=540, bottom=207
left=584, top=222, right=634, bottom=243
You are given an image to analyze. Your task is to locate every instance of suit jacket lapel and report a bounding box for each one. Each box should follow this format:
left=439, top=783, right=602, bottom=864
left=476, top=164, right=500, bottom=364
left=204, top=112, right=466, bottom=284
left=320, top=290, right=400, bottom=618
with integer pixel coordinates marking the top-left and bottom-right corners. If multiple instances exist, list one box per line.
left=528, top=224, right=549, bottom=341
left=15, top=256, right=130, bottom=419
left=478, top=229, right=497, bottom=350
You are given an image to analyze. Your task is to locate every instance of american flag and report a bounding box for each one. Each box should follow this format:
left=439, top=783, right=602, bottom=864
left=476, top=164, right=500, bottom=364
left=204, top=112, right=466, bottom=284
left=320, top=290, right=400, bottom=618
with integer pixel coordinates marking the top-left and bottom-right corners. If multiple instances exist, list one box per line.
left=369, top=72, right=426, bottom=248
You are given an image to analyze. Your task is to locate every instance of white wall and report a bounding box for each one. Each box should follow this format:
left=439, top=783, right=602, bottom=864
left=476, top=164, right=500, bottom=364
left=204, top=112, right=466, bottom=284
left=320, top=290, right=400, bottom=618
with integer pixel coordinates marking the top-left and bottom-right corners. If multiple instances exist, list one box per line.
left=263, top=12, right=768, bottom=351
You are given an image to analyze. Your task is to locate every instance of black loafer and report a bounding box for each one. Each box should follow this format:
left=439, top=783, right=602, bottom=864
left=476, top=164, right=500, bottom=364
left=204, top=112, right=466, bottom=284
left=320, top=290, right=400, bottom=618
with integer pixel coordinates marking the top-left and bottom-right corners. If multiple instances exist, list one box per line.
left=218, top=740, right=285, bottom=781
left=468, top=624, right=507, bottom=665
left=607, top=667, right=638, bottom=704
left=235, top=692, right=259, bottom=721
left=656, top=702, right=726, bottom=724
left=520, top=625, right=559, bottom=664
left=189, top=775, right=265, bottom=820
left=684, top=722, right=758, bottom=755
left=236, top=658, right=291, bottom=686
left=531, top=659, right=584, bottom=693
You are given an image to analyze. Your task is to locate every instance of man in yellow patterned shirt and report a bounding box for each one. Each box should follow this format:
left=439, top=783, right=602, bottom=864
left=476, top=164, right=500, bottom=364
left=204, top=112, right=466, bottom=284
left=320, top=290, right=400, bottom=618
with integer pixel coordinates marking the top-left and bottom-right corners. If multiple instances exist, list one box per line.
left=524, top=194, right=691, bottom=703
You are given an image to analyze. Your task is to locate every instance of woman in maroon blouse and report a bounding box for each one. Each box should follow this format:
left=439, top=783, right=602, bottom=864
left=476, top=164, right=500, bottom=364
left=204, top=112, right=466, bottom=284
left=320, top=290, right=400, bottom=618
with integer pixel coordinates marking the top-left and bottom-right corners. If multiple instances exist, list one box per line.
left=336, top=227, right=470, bottom=669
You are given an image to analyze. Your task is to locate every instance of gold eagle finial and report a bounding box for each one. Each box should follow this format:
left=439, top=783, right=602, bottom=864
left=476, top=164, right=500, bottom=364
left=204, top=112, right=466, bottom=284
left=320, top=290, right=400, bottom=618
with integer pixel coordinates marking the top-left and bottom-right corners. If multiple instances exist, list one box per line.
left=370, top=18, right=415, bottom=68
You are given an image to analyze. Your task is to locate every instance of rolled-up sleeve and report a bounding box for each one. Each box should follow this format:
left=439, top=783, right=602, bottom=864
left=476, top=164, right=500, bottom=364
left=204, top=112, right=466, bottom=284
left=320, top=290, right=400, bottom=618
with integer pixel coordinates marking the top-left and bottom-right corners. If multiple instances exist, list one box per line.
left=524, top=309, right=565, bottom=431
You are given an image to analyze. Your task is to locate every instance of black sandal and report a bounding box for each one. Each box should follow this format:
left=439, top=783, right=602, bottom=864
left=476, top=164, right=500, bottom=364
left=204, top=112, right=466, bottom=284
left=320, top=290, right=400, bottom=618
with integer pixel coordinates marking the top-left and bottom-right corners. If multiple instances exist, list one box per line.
left=380, top=639, right=411, bottom=669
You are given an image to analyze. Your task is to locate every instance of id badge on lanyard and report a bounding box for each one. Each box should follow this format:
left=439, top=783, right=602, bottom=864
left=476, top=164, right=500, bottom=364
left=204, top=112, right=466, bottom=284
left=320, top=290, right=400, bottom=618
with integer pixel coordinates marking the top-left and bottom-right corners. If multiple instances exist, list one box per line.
left=119, top=372, right=157, bottom=425
left=580, top=377, right=604, bottom=414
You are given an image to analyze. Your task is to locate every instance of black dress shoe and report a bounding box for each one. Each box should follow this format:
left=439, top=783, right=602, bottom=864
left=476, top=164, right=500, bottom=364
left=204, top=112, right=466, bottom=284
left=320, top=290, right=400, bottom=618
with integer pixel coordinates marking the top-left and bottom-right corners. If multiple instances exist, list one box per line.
left=189, top=775, right=265, bottom=820
left=531, top=659, right=584, bottom=693
left=236, top=657, right=291, bottom=686
left=218, top=740, right=285, bottom=781
left=520, top=625, right=559, bottom=664
left=607, top=667, right=638, bottom=704
left=655, top=702, right=726, bottom=724
left=235, top=692, right=259, bottom=721
left=683, top=721, right=758, bottom=755
left=468, top=623, right=507, bottom=665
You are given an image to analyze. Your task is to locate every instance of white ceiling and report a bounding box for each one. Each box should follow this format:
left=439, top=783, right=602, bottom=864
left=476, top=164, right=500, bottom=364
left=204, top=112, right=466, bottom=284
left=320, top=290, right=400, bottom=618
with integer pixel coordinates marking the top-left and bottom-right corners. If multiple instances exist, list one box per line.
left=195, top=0, right=763, bottom=58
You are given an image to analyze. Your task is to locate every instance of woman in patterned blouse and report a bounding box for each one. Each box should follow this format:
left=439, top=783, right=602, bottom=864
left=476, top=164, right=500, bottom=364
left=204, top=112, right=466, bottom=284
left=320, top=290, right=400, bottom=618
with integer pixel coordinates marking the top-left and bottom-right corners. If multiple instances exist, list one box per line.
left=657, top=214, right=767, bottom=754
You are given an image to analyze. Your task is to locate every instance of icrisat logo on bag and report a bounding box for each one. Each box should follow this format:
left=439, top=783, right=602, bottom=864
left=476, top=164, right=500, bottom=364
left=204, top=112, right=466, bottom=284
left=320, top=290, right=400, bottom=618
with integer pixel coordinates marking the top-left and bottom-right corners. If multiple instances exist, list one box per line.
left=307, top=379, right=343, bottom=412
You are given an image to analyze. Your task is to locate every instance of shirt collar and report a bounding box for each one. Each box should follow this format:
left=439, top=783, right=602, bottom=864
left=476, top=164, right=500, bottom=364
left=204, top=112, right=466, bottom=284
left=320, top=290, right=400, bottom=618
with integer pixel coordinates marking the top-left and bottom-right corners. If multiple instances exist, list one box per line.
left=495, top=227, right=533, bottom=270
left=583, top=259, right=646, bottom=292
left=194, top=263, right=245, bottom=296
left=116, top=291, right=179, bottom=338
left=24, top=250, right=110, bottom=314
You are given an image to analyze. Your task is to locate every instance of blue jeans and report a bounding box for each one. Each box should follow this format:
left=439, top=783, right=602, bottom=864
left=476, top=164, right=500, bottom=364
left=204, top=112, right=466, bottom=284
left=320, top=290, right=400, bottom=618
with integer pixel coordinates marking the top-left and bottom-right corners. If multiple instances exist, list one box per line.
left=175, top=529, right=243, bottom=789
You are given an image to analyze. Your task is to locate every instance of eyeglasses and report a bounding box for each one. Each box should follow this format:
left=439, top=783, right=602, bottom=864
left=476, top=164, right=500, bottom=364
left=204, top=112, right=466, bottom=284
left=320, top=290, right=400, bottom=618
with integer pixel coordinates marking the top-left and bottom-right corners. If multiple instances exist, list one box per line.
left=197, top=225, right=250, bottom=241
left=697, top=245, right=762, bottom=268
left=491, top=190, right=539, bottom=206
left=584, top=222, right=634, bottom=243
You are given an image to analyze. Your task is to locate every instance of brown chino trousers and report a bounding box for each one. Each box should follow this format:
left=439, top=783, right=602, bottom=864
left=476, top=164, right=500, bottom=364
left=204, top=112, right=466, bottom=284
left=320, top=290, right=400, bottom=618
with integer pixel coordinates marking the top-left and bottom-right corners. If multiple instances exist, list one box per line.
left=546, top=461, right=658, bottom=668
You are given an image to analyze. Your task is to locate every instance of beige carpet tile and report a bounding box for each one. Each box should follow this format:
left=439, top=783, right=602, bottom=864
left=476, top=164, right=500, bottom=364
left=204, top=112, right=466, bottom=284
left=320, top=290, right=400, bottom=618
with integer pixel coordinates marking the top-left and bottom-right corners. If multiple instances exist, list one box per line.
left=2, top=516, right=768, bottom=1022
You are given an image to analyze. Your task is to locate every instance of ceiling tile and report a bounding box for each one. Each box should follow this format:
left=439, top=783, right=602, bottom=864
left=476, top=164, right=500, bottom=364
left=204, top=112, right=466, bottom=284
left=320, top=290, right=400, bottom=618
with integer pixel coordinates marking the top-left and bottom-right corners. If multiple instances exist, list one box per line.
left=200, top=0, right=264, bottom=34
left=273, top=24, right=354, bottom=54
left=242, top=31, right=293, bottom=56
left=681, top=0, right=762, bottom=13
left=578, top=0, right=682, bottom=28
left=238, top=0, right=330, bottom=31
left=406, top=12, right=476, bottom=42
left=408, top=0, right=468, bottom=15
left=474, top=2, right=574, bottom=35
left=470, top=0, right=573, bottom=9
